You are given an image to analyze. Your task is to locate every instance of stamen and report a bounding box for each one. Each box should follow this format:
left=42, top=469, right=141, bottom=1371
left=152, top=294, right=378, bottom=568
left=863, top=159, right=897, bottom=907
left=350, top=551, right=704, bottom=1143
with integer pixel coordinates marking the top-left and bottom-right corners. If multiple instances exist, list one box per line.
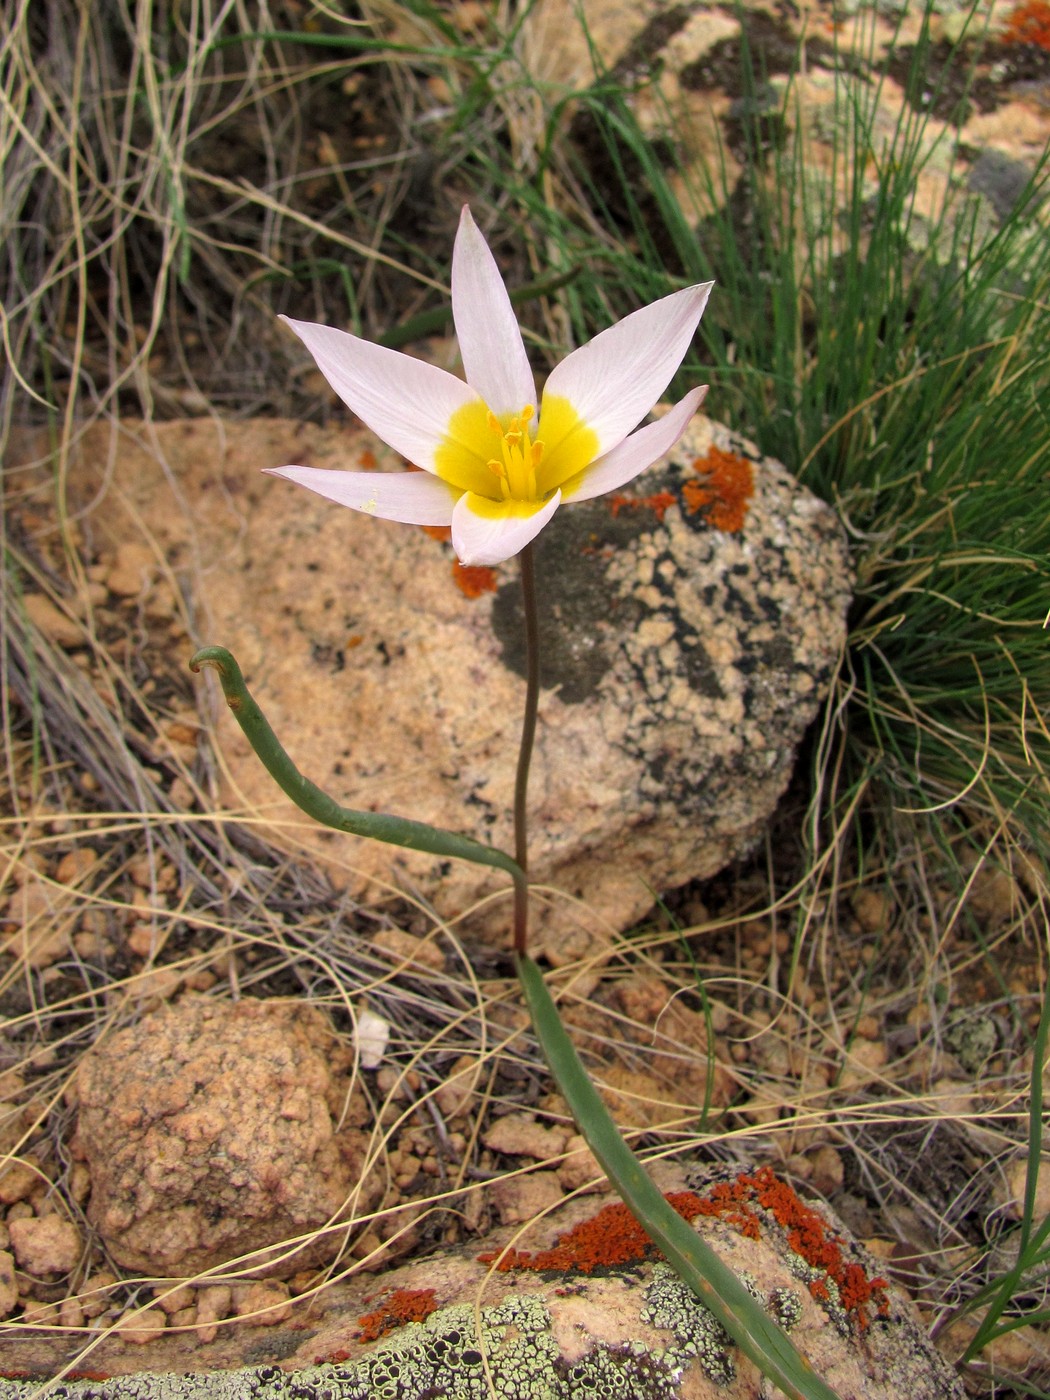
left=484, top=404, right=544, bottom=502
left=487, top=459, right=510, bottom=499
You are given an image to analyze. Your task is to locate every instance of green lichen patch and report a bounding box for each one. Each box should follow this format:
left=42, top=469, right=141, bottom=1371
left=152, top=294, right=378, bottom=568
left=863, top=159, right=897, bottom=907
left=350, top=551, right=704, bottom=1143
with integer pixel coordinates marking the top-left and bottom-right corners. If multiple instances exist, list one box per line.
left=641, top=1261, right=807, bottom=1389
left=768, top=1286, right=805, bottom=1331
left=641, top=1263, right=735, bottom=1386
left=0, top=1291, right=685, bottom=1400
left=555, top=1339, right=682, bottom=1398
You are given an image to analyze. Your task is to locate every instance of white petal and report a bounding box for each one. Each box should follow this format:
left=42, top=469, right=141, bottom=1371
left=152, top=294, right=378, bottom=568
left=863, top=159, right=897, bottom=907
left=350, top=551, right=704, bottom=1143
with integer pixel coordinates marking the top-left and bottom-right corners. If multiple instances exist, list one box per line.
left=542, top=282, right=713, bottom=455
left=265, top=465, right=458, bottom=525
left=451, top=490, right=563, bottom=566
left=281, top=317, right=478, bottom=474
left=562, top=387, right=708, bottom=502
left=452, top=207, right=536, bottom=418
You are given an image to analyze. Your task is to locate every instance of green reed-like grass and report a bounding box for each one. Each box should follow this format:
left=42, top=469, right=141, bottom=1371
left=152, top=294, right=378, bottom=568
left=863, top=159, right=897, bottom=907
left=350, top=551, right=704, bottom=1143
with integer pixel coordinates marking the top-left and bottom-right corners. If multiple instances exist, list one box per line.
left=425, top=2, right=1049, bottom=1380
left=500, top=3, right=1050, bottom=860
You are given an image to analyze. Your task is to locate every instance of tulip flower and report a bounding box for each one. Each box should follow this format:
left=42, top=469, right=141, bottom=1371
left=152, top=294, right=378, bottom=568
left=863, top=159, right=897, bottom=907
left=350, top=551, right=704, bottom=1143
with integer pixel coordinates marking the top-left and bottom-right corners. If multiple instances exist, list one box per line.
left=268, top=208, right=713, bottom=566
left=201, top=213, right=837, bottom=1400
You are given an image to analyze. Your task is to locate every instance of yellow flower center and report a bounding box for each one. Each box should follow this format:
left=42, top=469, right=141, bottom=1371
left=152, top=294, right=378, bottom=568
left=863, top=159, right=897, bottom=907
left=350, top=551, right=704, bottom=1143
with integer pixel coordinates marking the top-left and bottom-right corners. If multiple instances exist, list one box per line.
left=486, top=405, right=542, bottom=501
left=434, top=395, right=600, bottom=504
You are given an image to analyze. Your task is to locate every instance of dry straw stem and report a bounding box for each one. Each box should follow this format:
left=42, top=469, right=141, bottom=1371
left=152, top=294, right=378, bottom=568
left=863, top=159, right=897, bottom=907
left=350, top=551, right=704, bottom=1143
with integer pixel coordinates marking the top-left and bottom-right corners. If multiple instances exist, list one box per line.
left=0, top=0, right=454, bottom=463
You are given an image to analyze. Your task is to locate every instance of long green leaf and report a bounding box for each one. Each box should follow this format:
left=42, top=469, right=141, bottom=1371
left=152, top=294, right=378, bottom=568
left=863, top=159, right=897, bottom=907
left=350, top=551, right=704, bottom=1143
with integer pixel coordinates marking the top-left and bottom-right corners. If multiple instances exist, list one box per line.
left=517, top=953, right=843, bottom=1400
left=190, top=646, right=525, bottom=886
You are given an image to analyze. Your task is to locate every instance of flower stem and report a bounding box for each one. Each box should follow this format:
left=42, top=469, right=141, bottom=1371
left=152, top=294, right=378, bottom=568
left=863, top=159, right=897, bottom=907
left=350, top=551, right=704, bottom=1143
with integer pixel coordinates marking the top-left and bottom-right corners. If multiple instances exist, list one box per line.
left=513, top=541, right=540, bottom=956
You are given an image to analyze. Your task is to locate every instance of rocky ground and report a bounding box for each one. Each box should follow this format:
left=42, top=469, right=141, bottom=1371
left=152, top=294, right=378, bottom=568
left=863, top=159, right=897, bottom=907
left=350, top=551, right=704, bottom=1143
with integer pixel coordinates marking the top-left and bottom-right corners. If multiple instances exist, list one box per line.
left=3, top=399, right=1043, bottom=1393
left=2, top=0, right=1050, bottom=1395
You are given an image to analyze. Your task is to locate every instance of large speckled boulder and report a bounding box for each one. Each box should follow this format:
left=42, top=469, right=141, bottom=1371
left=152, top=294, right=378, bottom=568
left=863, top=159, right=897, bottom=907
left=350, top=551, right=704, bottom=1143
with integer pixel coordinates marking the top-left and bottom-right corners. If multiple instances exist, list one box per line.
left=0, top=1164, right=965, bottom=1398
left=12, top=412, right=849, bottom=948
left=73, top=998, right=378, bottom=1277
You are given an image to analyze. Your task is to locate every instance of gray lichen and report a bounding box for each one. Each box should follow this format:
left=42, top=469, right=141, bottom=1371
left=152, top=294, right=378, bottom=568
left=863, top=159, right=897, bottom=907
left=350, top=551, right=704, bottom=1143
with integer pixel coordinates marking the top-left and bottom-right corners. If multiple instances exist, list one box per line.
left=640, top=1262, right=805, bottom=1389
left=0, top=1293, right=680, bottom=1400
left=0, top=1263, right=813, bottom=1400
left=641, top=1263, right=735, bottom=1385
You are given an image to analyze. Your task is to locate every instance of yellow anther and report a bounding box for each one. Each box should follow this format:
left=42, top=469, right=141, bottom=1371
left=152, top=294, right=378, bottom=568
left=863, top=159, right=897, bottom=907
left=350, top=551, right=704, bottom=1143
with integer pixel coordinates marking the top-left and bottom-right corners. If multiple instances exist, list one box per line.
left=480, top=403, right=544, bottom=502
left=487, top=459, right=510, bottom=499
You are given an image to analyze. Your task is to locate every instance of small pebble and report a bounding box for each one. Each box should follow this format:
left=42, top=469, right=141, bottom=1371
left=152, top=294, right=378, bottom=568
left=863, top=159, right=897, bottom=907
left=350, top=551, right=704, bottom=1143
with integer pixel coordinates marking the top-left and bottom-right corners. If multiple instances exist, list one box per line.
left=112, top=1305, right=166, bottom=1344
left=488, top=1171, right=565, bottom=1225
left=21, top=594, right=83, bottom=648
left=106, top=543, right=157, bottom=598
left=55, top=847, right=99, bottom=885
left=8, top=1215, right=82, bottom=1276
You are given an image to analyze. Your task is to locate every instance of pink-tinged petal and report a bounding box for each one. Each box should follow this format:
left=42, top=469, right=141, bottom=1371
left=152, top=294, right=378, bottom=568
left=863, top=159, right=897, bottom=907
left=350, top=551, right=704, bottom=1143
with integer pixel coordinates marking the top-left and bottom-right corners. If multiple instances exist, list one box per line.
left=541, top=282, right=713, bottom=456
left=561, top=386, right=708, bottom=503
left=265, top=465, right=458, bottom=525
left=280, top=317, right=478, bottom=474
left=451, top=490, right=562, bottom=566
left=452, top=207, right=536, bottom=418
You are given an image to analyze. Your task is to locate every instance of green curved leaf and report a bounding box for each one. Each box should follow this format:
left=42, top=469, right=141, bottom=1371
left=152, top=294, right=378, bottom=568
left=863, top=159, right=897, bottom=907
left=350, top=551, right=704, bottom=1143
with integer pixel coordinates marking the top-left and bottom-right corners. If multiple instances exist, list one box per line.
left=191, top=646, right=525, bottom=886
left=517, top=953, right=843, bottom=1400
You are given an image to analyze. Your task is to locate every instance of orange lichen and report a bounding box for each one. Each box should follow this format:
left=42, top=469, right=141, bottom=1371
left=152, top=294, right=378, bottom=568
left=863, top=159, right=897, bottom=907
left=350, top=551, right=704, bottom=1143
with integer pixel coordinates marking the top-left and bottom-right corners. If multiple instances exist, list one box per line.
left=421, top=525, right=453, bottom=541
left=482, top=1166, right=888, bottom=1331
left=608, top=490, right=679, bottom=523
left=682, top=447, right=755, bottom=532
left=481, top=1191, right=707, bottom=1274
left=356, top=1287, right=437, bottom=1343
left=358, top=449, right=378, bottom=470
left=1004, top=0, right=1050, bottom=46
left=452, top=560, right=498, bottom=598
left=698, top=1166, right=890, bottom=1330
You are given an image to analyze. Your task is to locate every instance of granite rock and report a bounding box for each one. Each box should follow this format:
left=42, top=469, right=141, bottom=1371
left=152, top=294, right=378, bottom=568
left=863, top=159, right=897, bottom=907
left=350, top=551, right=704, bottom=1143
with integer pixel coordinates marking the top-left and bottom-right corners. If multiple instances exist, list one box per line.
left=0, top=1164, right=966, bottom=1398
left=12, top=412, right=850, bottom=947
left=73, top=997, right=378, bottom=1276
left=524, top=0, right=1050, bottom=250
